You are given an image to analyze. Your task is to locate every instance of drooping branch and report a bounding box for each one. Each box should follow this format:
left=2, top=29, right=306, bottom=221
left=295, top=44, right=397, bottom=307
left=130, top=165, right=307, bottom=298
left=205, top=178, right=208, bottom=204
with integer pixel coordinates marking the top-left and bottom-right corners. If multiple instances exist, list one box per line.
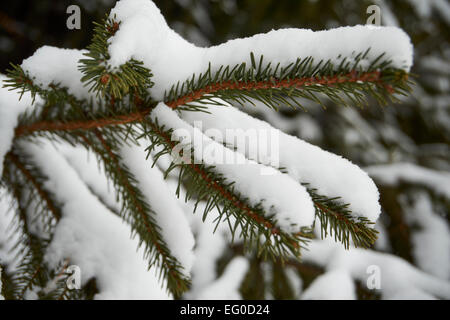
left=141, top=119, right=311, bottom=260
left=1, top=150, right=75, bottom=299
left=76, top=129, right=190, bottom=296
left=166, top=69, right=388, bottom=109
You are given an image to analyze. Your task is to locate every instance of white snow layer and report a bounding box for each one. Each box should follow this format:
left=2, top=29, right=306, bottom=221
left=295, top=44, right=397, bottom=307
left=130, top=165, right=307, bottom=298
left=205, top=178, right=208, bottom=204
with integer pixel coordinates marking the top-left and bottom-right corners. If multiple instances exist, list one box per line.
left=150, top=103, right=316, bottom=232
left=107, top=0, right=413, bottom=101
left=20, top=46, right=95, bottom=102
left=60, top=141, right=196, bottom=276
left=401, top=192, right=450, bottom=280
left=180, top=103, right=381, bottom=222
left=119, top=144, right=195, bottom=276
left=302, top=239, right=450, bottom=299
left=302, top=270, right=356, bottom=300
left=195, top=256, right=249, bottom=300
left=0, top=76, right=37, bottom=175
left=367, top=162, right=450, bottom=199
left=59, top=144, right=123, bottom=214
left=22, top=140, right=170, bottom=299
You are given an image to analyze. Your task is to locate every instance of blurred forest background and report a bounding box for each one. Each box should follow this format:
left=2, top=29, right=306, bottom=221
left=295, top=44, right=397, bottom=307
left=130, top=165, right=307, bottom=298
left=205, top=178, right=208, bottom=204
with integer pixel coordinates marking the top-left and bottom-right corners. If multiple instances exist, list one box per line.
left=1, top=0, right=449, bottom=299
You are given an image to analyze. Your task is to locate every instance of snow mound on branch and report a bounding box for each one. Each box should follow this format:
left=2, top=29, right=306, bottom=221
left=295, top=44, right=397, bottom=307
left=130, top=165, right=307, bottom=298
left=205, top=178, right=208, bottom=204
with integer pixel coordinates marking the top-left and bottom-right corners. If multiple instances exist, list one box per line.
left=108, top=0, right=413, bottom=100
left=119, top=144, right=195, bottom=276
left=0, top=76, right=37, bottom=175
left=20, top=46, right=94, bottom=101
left=22, top=140, right=170, bottom=299
left=150, top=103, right=316, bottom=232
left=180, top=103, right=381, bottom=222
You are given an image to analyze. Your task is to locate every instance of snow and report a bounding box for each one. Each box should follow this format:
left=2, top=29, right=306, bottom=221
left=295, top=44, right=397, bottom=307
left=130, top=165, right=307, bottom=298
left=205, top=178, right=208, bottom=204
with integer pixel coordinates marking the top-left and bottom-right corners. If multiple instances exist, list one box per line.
left=20, top=46, right=94, bottom=101
left=150, top=103, right=316, bottom=232
left=59, top=144, right=122, bottom=214
left=302, top=270, right=356, bottom=300
left=59, top=138, right=196, bottom=280
left=0, top=266, right=3, bottom=300
left=400, top=192, right=450, bottom=280
left=21, top=140, right=170, bottom=299
left=185, top=212, right=228, bottom=298
left=2, top=0, right=444, bottom=301
left=366, top=162, right=450, bottom=199
left=0, top=76, right=37, bottom=175
left=285, top=266, right=302, bottom=298
left=119, top=143, right=195, bottom=276
left=0, top=191, right=17, bottom=269
left=406, top=0, right=450, bottom=25
left=180, top=102, right=381, bottom=222
left=107, top=0, right=413, bottom=101
left=180, top=198, right=231, bottom=299
left=302, top=239, right=450, bottom=299
left=195, top=256, right=249, bottom=300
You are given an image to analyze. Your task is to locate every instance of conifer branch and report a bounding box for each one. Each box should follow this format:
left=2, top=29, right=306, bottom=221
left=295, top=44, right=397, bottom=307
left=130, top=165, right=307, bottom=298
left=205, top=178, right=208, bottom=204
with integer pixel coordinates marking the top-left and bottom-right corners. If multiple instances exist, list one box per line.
left=306, top=185, right=378, bottom=249
left=6, top=152, right=61, bottom=222
left=78, top=17, right=154, bottom=100
left=140, top=119, right=311, bottom=261
left=2, top=150, right=87, bottom=300
left=76, top=129, right=190, bottom=296
left=0, top=7, right=416, bottom=301
left=164, top=51, right=412, bottom=111
left=2, top=152, right=56, bottom=298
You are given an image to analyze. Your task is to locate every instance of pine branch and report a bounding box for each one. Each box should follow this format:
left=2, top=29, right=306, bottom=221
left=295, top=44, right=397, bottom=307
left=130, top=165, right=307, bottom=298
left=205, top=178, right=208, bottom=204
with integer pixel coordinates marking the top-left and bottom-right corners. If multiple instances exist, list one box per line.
left=78, top=16, right=154, bottom=100
left=164, top=51, right=412, bottom=111
left=140, top=119, right=311, bottom=261
left=306, top=185, right=379, bottom=249
left=76, top=129, right=190, bottom=296
left=5, top=152, right=61, bottom=223
left=0, top=10, right=415, bottom=300
left=1, top=151, right=80, bottom=300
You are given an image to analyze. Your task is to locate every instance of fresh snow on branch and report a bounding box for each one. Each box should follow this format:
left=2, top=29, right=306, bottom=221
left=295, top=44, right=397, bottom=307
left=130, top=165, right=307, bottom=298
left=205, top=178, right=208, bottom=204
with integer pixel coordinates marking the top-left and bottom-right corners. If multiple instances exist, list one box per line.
left=119, top=144, right=195, bottom=276
left=150, top=103, right=316, bottom=232
left=107, top=0, right=413, bottom=100
left=21, top=140, right=170, bottom=299
left=20, top=47, right=94, bottom=101
left=59, top=145, right=123, bottom=214
left=0, top=76, right=37, bottom=175
left=180, top=102, right=381, bottom=221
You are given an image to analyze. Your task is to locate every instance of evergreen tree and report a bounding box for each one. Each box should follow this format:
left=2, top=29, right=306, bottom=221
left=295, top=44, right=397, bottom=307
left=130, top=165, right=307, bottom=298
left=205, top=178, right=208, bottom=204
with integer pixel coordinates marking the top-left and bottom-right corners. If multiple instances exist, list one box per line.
left=0, top=0, right=448, bottom=300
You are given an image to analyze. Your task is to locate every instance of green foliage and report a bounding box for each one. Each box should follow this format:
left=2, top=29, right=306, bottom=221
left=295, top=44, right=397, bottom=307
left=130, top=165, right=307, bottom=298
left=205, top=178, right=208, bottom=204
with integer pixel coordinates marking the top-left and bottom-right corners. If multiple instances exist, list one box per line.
left=1, top=150, right=76, bottom=299
left=0, top=2, right=414, bottom=300
left=76, top=129, right=190, bottom=296
left=164, top=51, right=412, bottom=111
left=306, top=185, right=378, bottom=249
left=140, top=119, right=311, bottom=261
left=79, top=17, right=154, bottom=100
